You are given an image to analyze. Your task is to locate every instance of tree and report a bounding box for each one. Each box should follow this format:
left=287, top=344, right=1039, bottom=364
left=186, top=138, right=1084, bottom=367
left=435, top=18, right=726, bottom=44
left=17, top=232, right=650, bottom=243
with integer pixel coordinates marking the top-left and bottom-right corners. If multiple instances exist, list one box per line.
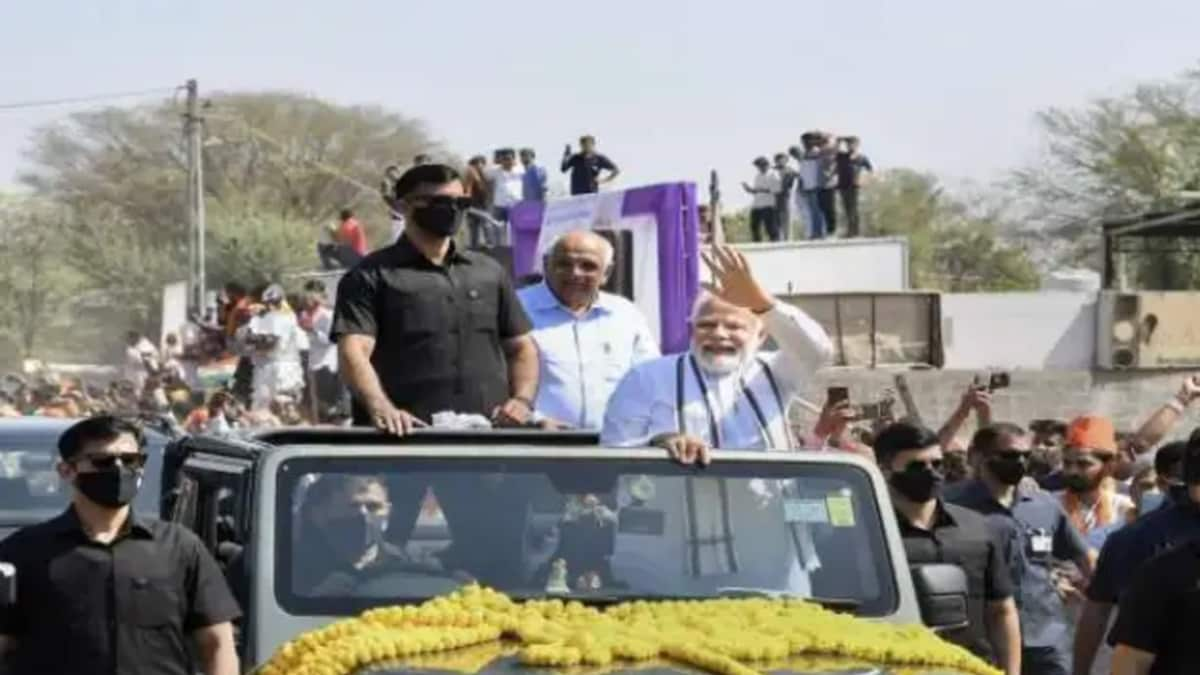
left=0, top=198, right=81, bottom=363
left=18, top=91, right=444, bottom=346
left=861, top=169, right=1039, bottom=291
left=1010, top=68, right=1200, bottom=278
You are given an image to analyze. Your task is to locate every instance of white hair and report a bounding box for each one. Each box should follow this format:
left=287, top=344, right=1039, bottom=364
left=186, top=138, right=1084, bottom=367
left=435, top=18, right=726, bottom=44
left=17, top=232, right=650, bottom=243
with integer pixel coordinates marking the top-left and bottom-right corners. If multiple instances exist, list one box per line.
left=689, top=292, right=760, bottom=326
left=543, top=230, right=615, bottom=270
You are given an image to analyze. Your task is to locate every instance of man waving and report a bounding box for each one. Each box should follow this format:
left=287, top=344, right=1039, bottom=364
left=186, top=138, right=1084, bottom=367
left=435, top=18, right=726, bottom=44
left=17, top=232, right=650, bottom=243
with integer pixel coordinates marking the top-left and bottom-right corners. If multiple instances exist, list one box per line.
left=601, top=245, right=833, bottom=460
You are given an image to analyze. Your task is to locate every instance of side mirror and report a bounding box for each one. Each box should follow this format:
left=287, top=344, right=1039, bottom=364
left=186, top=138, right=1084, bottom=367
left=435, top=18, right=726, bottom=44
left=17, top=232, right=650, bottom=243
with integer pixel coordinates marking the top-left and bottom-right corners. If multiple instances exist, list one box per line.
left=910, top=563, right=969, bottom=632
left=0, top=562, right=15, bottom=608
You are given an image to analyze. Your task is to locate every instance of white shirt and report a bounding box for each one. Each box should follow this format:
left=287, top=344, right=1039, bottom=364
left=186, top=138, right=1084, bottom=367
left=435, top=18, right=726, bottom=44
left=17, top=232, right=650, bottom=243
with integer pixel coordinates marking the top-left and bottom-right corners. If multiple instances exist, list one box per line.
left=600, top=302, right=833, bottom=450
left=751, top=170, right=781, bottom=209
left=123, top=338, right=158, bottom=388
left=249, top=310, right=304, bottom=369
left=306, top=305, right=337, bottom=373
left=798, top=156, right=821, bottom=192
left=518, top=282, right=660, bottom=429
left=487, top=166, right=526, bottom=208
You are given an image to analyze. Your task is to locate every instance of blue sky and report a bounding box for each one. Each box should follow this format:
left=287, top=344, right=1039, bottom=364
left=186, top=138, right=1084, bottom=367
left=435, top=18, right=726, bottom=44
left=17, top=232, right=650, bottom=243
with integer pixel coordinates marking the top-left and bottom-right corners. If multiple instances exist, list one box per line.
left=2, top=0, right=1199, bottom=208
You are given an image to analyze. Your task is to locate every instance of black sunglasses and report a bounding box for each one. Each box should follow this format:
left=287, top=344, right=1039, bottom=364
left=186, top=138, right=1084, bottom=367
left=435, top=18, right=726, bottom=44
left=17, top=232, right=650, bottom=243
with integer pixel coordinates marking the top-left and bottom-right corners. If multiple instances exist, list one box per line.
left=410, top=195, right=473, bottom=210
left=993, top=451, right=1030, bottom=463
left=78, top=452, right=148, bottom=471
left=904, top=459, right=944, bottom=473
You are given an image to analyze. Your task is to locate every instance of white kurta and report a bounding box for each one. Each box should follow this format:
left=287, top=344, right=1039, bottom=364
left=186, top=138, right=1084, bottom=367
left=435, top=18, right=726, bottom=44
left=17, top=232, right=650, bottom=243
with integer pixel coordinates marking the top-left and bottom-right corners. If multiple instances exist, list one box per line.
left=600, top=302, right=833, bottom=450
left=250, top=310, right=306, bottom=410
left=599, top=302, right=834, bottom=596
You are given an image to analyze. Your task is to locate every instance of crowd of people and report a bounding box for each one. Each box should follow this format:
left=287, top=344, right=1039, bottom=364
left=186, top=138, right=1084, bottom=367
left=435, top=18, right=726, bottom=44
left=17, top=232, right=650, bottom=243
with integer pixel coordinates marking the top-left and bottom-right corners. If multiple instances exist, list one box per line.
left=741, top=130, right=874, bottom=242
left=2, top=160, right=1196, bottom=675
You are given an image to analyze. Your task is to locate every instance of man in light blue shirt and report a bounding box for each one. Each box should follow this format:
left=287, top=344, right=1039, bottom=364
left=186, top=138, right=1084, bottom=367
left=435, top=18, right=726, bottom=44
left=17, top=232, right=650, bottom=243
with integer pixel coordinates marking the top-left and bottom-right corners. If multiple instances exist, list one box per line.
left=520, top=148, right=548, bottom=202
left=518, top=230, right=659, bottom=429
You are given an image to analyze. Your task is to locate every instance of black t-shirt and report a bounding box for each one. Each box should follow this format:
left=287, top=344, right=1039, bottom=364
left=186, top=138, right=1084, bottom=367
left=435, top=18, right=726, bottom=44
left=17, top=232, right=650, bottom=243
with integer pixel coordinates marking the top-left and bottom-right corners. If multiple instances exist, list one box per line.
left=835, top=152, right=872, bottom=189
left=896, top=501, right=1013, bottom=661
left=562, top=152, right=617, bottom=195
left=1109, top=539, right=1200, bottom=675
left=330, top=236, right=532, bottom=423
left=0, top=508, right=241, bottom=675
left=1088, top=500, right=1200, bottom=605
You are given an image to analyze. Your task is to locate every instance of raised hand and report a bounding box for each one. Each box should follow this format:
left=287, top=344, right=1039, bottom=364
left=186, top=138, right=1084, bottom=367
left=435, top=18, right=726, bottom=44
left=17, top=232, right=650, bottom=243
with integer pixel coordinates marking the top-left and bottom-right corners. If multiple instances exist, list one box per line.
left=701, top=245, right=773, bottom=314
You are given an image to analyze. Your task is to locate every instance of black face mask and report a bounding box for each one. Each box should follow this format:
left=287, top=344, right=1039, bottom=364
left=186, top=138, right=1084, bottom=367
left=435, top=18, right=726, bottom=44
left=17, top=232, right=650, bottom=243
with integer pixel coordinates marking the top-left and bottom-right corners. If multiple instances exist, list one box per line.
left=411, top=203, right=464, bottom=237
left=75, top=467, right=141, bottom=509
left=890, top=466, right=944, bottom=503
left=987, top=457, right=1027, bottom=486
left=1063, top=473, right=1101, bottom=493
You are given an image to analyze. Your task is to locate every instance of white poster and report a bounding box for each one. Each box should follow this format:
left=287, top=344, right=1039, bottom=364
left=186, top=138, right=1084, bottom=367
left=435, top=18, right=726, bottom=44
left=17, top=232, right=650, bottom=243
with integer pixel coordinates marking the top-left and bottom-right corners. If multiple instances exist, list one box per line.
left=532, top=192, right=662, bottom=345
left=160, top=281, right=189, bottom=345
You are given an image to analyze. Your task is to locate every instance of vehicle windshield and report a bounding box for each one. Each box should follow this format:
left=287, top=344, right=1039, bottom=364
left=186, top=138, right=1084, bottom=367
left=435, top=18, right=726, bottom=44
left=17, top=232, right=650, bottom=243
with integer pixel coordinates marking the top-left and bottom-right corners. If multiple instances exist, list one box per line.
left=0, top=431, right=165, bottom=528
left=276, top=455, right=897, bottom=618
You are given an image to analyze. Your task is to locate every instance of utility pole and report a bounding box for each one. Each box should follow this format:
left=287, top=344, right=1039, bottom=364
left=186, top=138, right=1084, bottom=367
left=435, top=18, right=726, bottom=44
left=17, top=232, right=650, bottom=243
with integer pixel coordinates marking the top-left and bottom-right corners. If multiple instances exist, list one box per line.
left=184, top=78, right=206, bottom=313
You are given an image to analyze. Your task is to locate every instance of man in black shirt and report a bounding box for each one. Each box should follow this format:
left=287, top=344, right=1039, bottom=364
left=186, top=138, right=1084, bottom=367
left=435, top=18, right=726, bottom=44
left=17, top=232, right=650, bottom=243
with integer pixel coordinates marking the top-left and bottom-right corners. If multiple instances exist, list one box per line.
left=561, top=135, right=620, bottom=196
left=1109, top=538, right=1200, bottom=675
left=875, top=421, right=1021, bottom=675
left=834, top=136, right=873, bottom=237
left=0, top=416, right=240, bottom=675
left=332, top=163, right=539, bottom=433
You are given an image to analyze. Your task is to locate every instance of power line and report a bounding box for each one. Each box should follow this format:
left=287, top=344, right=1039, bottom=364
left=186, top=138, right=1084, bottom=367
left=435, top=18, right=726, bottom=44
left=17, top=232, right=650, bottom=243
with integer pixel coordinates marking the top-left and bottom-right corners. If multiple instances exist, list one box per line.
left=0, top=86, right=178, bottom=112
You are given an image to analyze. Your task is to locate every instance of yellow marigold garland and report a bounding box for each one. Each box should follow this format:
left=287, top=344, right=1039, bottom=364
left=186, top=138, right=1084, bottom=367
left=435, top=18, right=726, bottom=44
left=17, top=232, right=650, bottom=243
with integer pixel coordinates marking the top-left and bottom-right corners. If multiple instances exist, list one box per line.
left=256, top=585, right=1001, bottom=675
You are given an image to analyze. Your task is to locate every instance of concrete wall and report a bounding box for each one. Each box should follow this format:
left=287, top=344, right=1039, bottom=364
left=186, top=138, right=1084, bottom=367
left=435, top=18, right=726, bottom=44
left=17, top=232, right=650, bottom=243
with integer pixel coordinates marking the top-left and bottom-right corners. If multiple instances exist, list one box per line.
left=940, top=292, right=1096, bottom=370
left=727, top=237, right=909, bottom=294
left=787, top=368, right=1199, bottom=444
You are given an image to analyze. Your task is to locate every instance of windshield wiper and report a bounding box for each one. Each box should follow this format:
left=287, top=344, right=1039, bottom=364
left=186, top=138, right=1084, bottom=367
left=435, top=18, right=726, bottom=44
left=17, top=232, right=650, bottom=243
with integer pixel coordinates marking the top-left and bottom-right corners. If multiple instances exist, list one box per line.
left=716, top=587, right=861, bottom=612
left=508, top=590, right=861, bottom=612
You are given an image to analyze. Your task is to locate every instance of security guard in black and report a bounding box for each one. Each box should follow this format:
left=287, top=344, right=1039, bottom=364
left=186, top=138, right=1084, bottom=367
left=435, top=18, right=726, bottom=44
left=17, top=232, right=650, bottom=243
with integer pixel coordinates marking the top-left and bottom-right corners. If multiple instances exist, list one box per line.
left=1109, top=539, right=1200, bottom=675
left=0, top=416, right=240, bottom=675
left=331, top=163, right=538, bottom=432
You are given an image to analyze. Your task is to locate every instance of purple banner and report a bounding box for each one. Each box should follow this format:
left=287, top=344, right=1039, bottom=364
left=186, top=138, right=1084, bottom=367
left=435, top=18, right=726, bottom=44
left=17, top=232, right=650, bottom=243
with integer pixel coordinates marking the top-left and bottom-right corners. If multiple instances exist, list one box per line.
left=509, top=182, right=700, bottom=353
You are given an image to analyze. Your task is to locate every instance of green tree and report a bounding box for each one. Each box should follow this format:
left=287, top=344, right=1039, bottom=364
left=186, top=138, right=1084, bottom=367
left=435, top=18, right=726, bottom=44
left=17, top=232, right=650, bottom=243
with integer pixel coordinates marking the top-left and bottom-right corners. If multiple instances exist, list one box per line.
left=0, top=198, right=81, bottom=363
left=17, top=91, right=443, bottom=352
left=1010, top=67, right=1200, bottom=280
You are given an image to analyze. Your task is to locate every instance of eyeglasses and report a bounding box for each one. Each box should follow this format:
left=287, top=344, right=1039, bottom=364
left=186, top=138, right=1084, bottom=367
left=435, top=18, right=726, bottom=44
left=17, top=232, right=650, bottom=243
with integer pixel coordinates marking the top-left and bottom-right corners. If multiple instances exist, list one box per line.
left=903, top=459, right=944, bottom=472
left=78, top=452, right=148, bottom=470
left=992, top=451, right=1030, bottom=463
left=410, top=195, right=473, bottom=210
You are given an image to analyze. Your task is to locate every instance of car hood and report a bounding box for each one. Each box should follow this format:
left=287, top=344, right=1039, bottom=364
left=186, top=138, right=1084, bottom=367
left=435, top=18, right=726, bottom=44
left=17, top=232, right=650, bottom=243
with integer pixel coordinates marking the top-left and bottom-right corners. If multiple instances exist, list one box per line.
left=353, top=651, right=974, bottom=675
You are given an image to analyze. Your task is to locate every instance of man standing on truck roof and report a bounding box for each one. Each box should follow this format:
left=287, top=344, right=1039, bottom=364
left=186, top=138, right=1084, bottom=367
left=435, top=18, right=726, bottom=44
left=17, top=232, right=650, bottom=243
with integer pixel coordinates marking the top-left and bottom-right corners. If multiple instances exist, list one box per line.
left=947, top=423, right=1096, bottom=675
left=600, top=245, right=833, bottom=460
left=518, top=230, right=659, bottom=430
left=874, top=421, right=1022, bottom=675
left=331, top=163, right=539, bottom=433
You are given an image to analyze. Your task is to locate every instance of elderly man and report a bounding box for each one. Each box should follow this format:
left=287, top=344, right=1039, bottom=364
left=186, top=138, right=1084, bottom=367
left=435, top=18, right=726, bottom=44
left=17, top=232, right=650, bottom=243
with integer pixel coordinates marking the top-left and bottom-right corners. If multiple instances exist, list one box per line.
left=601, top=245, right=833, bottom=459
left=518, top=231, right=659, bottom=429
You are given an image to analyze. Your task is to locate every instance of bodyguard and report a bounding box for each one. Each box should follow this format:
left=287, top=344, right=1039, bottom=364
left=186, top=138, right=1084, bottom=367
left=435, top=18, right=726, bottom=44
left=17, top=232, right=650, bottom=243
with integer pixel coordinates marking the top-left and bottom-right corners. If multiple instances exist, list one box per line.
left=0, top=416, right=240, bottom=675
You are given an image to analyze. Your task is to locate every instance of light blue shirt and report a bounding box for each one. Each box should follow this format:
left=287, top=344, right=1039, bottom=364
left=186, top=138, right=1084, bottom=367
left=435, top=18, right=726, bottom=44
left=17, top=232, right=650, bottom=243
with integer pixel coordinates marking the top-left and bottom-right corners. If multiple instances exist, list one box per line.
left=518, top=281, right=660, bottom=429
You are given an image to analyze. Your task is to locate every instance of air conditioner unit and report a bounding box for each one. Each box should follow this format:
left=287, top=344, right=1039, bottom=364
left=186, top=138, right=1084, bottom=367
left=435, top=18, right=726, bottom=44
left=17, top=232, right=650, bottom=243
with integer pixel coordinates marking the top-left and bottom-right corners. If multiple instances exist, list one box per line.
left=1096, top=291, right=1200, bottom=369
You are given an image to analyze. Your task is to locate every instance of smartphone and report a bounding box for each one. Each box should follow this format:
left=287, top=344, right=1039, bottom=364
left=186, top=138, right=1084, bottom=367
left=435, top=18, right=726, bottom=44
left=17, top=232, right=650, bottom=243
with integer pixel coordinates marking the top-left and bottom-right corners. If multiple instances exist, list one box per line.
left=988, top=372, right=1011, bottom=392
left=827, top=386, right=849, bottom=406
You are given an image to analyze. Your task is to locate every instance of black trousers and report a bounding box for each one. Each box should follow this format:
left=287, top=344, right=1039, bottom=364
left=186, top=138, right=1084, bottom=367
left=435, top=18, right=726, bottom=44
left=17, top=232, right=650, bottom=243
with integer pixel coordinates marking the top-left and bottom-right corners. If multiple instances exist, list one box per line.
left=817, top=189, right=837, bottom=236
left=840, top=187, right=861, bottom=237
left=1021, top=646, right=1068, bottom=675
left=749, top=207, right=780, bottom=242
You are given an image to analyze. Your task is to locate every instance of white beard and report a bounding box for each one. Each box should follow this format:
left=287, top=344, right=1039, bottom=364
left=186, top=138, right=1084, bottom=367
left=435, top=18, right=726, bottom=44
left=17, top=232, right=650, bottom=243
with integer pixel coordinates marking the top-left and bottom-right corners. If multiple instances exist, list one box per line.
left=693, top=345, right=757, bottom=376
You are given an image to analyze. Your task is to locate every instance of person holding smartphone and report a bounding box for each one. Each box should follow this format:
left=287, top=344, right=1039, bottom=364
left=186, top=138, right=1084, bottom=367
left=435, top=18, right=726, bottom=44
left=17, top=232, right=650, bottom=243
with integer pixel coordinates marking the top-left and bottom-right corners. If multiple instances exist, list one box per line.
left=561, top=135, right=620, bottom=196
